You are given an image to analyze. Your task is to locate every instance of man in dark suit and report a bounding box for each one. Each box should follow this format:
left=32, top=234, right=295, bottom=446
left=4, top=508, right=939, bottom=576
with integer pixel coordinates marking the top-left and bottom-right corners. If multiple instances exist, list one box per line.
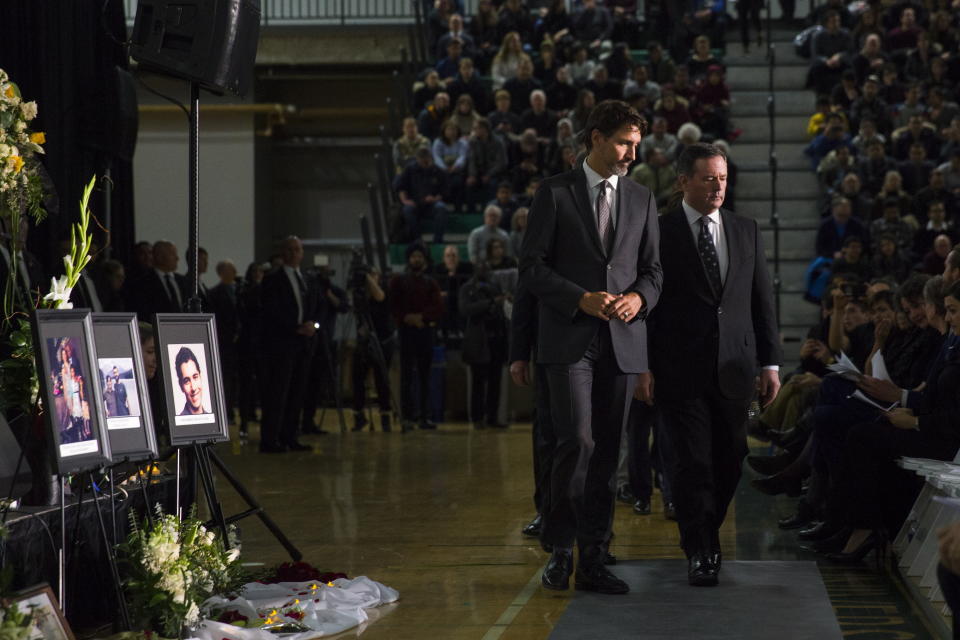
left=208, top=260, right=241, bottom=423
left=637, top=143, right=782, bottom=586
left=520, top=100, right=662, bottom=595
left=258, top=236, right=318, bottom=453
left=129, top=240, right=186, bottom=322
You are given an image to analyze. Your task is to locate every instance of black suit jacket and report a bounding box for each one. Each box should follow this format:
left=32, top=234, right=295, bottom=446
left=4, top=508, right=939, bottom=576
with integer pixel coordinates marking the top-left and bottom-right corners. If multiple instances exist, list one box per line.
left=520, top=165, right=662, bottom=372
left=648, top=205, right=781, bottom=403
left=208, top=282, right=241, bottom=347
left=130, top=270, right=187, bottom=322
left=260, top=267, right=319, bottom=350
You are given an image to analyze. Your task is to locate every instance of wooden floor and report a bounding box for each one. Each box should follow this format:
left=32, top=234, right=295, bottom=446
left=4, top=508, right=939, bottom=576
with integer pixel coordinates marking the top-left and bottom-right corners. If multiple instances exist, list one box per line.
left=209, top=415, right=935, bottom=639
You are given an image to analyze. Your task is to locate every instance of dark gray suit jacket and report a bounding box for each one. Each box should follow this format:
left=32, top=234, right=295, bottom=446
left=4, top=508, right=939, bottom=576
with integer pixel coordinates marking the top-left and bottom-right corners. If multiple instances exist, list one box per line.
left=519, top=165, right=662, bottom=372
left=648, top=205, right=782, bottom=403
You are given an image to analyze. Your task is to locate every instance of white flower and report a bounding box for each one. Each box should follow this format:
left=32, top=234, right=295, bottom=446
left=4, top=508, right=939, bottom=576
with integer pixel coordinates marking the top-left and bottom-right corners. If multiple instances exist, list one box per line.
left=19, top=101, right=36, bottom=121
left=184, top=602, right=200, bottom=626
left=42, top=276, right=73, bottom=309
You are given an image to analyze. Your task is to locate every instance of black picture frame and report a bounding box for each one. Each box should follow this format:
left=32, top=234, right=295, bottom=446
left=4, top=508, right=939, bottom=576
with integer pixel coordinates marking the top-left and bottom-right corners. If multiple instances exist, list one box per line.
left=92, top=313, right=159, bottom=462
left=33, top=309, right=112, bottom=475
left=154, top=313, right=229, bottom=446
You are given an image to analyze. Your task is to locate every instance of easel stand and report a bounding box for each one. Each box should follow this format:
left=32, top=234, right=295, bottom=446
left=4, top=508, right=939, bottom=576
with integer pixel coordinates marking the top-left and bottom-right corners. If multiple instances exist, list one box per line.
left=55, top=471, right=131, bottom=632
left=182, top=442, right=302, bottom=561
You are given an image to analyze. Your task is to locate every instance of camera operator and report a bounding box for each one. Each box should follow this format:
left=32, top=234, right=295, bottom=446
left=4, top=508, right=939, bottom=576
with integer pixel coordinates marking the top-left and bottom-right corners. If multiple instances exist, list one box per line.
left=351, top=259, right=396, bottom=432
left=460, top=261, right=509, bottom=429
left=390, top=243, right=444, bottom=431
left=300, top=262, right=350, bottom=435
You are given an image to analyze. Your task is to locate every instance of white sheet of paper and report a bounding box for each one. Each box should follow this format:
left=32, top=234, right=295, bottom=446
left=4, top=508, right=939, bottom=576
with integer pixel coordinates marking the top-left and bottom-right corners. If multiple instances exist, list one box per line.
left=871, top=350, right=891, bottom=382
left=850, top=389, right=898, bottom=412
left=828, top=351, right=861, bottom=381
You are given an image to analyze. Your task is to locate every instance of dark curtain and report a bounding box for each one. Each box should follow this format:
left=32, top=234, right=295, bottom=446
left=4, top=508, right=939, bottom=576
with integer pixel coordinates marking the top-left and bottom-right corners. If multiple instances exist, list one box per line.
left=0, top=0, right=136, bottom=278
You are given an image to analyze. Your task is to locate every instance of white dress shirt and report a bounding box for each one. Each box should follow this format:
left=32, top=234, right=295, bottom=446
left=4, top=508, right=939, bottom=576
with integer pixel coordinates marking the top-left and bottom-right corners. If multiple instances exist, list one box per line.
left=682, top=199, right=728, bottom=285
left=681, top=200, right=779, bottom=372
left=583, top=158, right=619, bottom=231
left=283, top=265, right=305, bottom=324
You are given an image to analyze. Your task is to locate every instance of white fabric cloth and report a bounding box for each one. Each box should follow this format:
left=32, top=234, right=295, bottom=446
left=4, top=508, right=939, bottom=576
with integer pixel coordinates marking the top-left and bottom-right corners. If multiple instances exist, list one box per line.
left=190, top=577, right=399, bottom=640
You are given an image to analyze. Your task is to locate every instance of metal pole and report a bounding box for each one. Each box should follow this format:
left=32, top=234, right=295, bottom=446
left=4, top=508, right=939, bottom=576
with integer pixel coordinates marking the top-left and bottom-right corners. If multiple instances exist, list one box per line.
left=103, top=165, right=112, bottom=260
left=766, top=0, right=781, bottom=326
left=187, top=82, right=202, bottom=313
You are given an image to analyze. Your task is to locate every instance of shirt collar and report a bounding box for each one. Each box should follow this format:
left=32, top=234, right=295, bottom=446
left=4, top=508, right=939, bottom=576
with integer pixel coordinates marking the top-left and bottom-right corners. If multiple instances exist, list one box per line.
left=283, top=264, right=301, bottom=277
left=583, top=157, right=619, bottom=192
left=682, top=199, right=720, bottom=226
left=155, top=267, right=173, bottom=278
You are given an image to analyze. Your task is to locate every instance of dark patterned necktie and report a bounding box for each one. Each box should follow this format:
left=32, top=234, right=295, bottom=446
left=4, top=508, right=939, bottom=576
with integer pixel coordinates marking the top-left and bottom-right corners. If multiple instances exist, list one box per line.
left=698, top=217, right=723, bottom=295
left=596, top=180, right=612, bottom=252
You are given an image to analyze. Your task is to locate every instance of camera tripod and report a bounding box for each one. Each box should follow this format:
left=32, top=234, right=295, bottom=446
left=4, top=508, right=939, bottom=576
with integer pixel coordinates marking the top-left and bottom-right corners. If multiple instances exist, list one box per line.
left=349, top=305, right=399, bottom=431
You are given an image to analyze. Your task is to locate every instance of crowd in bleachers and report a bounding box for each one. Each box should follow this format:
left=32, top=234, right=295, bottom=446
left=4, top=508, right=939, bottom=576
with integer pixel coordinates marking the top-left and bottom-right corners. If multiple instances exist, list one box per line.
left=749, top=0, right=960, bottom=563
left=389, top=0, right=746, bottom=430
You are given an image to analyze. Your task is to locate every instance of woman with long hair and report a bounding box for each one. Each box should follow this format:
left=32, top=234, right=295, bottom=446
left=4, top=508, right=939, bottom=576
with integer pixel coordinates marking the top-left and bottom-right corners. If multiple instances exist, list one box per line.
left=570, top=88, right=595, bottom=134
left=491, top=31, right=527, bottom=89
left=449, top=94, right=481, bottom=137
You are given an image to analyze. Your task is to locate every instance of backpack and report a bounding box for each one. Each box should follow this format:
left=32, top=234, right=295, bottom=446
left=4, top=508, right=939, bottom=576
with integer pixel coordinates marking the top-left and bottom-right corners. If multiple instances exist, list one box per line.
left=794, top=25, right=823, bottom=59
left=804, top=256, right=833, bottom=304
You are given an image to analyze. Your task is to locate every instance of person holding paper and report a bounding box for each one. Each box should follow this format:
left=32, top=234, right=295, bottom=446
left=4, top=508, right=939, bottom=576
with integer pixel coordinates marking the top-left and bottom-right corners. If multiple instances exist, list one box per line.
left=826, top=279, right=960, bottom=563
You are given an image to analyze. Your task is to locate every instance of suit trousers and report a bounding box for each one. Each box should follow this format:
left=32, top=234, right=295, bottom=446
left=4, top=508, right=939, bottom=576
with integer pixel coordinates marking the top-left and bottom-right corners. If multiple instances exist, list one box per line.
left=541, top=326, right=634, bottom=554
left=626, top=399, right=656, bottom=501
left=659, top=385, right=749, bottom=555
left=468, top=336, right=507, bottom=423
left=399, top=326, right=435, bottom=422
left=260, top=336, right=313, bottom=447
left=532, top=364, right=555, bottom=514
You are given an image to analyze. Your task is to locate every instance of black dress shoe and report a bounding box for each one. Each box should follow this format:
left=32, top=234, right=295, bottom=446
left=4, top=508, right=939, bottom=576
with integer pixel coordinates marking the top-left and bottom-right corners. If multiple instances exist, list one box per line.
left=285, top=441, right=312, bottom=452
left=778, top=503, right=815, bottom=530
left=805, top=527, right=852, bottom=554
left=259, top=442, right=287, bottom=454
left=798, top=521, right=841, bottom=541
left=603, top=551, right=617, bottom=566
left=825, top=531, right=884, bottom=565
left=746, top=452, right=794, bottom=476
left=542, top=549, right=574, bottom=590
left=633, top=498, right=651, bottom=515
left=419, top=420, right=438, bottom=430
left=574, top=563, right=629, bottom=594
left=351, top=412, right=367, bottom=432
left=709, top=549, right=722, bottom=571
left=616, top=485, right=636, bottom=504
left=664, top=502, right=677, bottom=520
left=750, top=473, right=803, bottom=497
left=687, top=551, right=719, bottom=587
left=522, top=514, right=542, bottom=538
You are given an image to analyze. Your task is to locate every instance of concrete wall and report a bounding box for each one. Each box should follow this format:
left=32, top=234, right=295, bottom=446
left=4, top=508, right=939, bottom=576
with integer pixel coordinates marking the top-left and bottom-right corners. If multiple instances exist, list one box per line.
left=133, top=107, right=256, bottom=286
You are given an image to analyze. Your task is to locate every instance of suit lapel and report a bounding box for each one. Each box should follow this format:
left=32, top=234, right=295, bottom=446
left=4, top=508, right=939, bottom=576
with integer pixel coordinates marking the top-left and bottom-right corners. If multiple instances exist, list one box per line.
left=666, top=207, right=718, bottom=301
left=610, top=180, right=630, bottom=257
left=570, top=168, right=605, bottom=256
left=720, top=209, right=741, bottom=302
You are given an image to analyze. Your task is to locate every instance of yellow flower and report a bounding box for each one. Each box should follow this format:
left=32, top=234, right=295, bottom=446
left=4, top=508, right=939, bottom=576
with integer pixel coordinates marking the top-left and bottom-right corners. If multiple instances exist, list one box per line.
left=29, top=132, right=44, bottom=145
left=10, top=155, right=23, bottom=173
left=3, top=85, right=13, bottom=99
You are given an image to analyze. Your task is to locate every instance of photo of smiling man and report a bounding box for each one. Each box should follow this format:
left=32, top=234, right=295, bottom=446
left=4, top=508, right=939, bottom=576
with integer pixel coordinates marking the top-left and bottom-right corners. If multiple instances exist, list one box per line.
left=169, top=344, right=215, bottom=425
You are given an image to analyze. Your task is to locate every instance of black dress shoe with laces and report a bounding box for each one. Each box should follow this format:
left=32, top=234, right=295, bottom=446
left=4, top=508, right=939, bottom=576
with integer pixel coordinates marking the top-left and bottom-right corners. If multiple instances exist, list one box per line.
left=688, top=551, right=719, bottom=587
left=778, top=504, right=815, bottom=530
left=522, top=514, right=542, bottom=538
left=574, top=563, right=629, bottom=594
left=542, top=548, right=574, bottom=590
left=798, top=521, right=841, bottom=541
left=633, top=498, right=651, bottom=515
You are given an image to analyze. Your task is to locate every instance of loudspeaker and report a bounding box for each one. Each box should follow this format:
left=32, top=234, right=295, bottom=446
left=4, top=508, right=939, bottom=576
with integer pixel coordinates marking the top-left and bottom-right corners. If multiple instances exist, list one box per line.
left=80, top=66, right=139, bottom=162
left=130, top=0, right=261, bottom=97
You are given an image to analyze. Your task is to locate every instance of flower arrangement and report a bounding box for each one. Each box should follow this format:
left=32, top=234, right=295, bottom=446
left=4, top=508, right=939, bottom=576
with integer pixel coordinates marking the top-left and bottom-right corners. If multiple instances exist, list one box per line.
left=0, top=176, right=96, bottom=415
left=0, top=68, right=45, bottom=220
left=0, top=602, right=34, bottom=640
left=118, top=506, right=243, bottom=638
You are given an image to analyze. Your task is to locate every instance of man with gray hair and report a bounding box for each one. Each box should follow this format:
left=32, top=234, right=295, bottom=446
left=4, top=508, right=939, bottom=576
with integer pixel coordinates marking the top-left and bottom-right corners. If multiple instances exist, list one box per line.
left=468, top=204, right=511, bottom=264
left=520, top=89, right=558, bottom=140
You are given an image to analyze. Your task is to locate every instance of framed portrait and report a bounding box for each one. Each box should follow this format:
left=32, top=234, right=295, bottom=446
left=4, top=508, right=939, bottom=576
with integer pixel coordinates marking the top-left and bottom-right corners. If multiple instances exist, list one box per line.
left=2, top=584, right=74, bottom=640
left=92, top=313, right=158, bottom=462
left=154, top=314, right=229, bottom=445
left=33, top=309, right=111, bottom=475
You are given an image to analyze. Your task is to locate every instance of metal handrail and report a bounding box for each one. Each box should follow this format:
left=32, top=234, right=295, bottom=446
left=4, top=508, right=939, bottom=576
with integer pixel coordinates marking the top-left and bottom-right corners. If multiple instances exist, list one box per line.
left=766, top=0, right=782, bottom=327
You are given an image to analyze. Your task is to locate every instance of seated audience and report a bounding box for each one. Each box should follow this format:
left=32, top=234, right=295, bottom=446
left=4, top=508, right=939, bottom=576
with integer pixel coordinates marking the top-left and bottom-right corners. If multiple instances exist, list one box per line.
left=468, top=204, right=511, bottom=264
left=395, top=148, right=449, bottom=244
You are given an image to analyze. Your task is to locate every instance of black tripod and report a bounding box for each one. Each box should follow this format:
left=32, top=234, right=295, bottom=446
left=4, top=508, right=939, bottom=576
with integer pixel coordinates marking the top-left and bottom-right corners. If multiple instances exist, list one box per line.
left=350, top=302, right=399, bottom=430
left=181, top=441, right=302, bottom=561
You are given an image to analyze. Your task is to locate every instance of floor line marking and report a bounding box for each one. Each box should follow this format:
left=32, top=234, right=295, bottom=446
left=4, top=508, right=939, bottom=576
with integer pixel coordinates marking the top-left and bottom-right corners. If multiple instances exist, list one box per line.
left=481, top=565, right=547, bottom=640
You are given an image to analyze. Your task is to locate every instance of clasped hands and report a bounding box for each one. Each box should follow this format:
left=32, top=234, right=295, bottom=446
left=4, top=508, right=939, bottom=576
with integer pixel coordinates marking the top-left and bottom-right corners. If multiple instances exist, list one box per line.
left=579, top=291, right=641, bottom=323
